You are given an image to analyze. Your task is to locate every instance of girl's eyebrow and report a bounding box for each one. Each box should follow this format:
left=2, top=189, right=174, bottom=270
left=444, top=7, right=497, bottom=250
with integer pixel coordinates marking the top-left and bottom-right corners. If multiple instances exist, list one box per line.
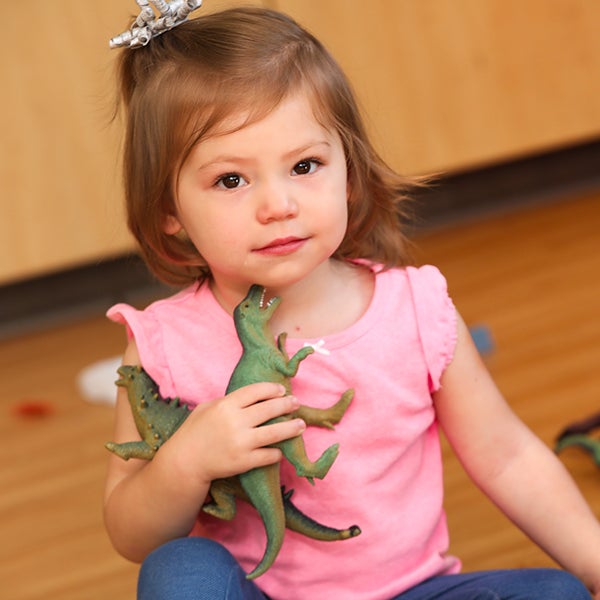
left=284, top=139, right=332, bottom=158
left=193, top=140, right=332, bottom=171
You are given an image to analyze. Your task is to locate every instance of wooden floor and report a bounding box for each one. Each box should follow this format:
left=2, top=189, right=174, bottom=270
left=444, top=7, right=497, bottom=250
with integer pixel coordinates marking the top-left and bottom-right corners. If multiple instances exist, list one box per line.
left=1, top=191, right=599, bottom=599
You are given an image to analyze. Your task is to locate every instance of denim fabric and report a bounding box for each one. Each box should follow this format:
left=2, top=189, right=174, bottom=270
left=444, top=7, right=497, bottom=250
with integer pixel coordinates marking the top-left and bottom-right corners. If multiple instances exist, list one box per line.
left=392, top=568, right=591, bottom=600
left=137, top=538, right=269, bottom=600
left=137, top=538, right=590, bottom=600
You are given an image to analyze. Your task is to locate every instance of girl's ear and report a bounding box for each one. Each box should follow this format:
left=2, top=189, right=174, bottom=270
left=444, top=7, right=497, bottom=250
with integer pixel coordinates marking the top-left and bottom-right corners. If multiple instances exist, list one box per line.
left=163, top=213, right=183, bottom=235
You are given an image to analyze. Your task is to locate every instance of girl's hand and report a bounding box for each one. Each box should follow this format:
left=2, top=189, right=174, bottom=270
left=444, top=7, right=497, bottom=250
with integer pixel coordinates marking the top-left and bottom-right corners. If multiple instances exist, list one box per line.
left=159, top=382, right=306, bottom=490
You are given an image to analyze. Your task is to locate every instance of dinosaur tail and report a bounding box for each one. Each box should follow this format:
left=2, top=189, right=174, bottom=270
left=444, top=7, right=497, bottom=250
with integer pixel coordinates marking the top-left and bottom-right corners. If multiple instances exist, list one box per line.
left=282, top=488, right=361, bottom=541
left=239, top=465, right=286, bottom=580
left=555, top=433, right=600, bottom=466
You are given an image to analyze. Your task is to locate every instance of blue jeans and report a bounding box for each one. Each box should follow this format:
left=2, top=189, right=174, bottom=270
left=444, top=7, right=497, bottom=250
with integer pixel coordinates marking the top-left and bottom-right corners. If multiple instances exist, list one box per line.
left=137, top=538, right=591, bottom=600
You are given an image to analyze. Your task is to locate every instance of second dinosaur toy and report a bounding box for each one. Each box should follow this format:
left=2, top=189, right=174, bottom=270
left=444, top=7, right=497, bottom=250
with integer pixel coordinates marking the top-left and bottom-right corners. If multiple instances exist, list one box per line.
left=106, top=284, right=360, bottom=579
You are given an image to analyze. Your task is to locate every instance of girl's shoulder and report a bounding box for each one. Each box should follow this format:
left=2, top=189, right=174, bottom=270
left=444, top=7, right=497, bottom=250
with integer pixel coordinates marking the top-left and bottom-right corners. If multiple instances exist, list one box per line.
left=106, top=281, right=215, bottom=325
left=349, top=262, right=454, bottom=328
left=105, top=282, right=231, bottom=398
left=373, top=263, right=450, bottom=302
left=377, top=264, right=457, bottom=390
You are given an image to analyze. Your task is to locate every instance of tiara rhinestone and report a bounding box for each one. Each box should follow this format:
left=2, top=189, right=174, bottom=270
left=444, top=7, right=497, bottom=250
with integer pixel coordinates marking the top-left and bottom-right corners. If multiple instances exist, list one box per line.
left=110, top=0, right=203, bottom=49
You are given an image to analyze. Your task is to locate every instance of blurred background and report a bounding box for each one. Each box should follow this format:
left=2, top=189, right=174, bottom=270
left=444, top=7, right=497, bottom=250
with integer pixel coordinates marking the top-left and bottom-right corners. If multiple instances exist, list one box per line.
left=1, top=1, right=599, bottom=598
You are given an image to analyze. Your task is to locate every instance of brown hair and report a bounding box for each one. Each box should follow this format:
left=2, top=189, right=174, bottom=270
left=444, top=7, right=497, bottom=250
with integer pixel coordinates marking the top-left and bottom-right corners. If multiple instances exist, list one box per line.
left=115, top=7, right=417, bottom=286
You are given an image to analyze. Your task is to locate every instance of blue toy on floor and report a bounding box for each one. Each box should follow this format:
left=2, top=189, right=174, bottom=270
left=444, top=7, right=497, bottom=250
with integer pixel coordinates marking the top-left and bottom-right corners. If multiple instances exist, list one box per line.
left=469, top=324, right=495, bottom=356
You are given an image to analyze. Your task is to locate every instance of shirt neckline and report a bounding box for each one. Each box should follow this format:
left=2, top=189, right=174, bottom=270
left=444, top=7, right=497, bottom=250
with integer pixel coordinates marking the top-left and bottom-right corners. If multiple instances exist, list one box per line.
left=195, top=266, right=394, bottom=352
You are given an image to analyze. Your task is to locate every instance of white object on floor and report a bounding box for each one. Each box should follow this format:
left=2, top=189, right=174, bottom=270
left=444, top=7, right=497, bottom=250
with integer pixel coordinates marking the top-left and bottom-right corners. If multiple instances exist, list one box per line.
left=78, top=356, right=122, bottom=406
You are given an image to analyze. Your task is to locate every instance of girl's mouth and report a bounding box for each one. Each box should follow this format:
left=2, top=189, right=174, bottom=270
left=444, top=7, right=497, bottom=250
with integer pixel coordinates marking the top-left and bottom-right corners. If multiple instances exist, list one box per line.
left=253, top=237, right=307, bottom=256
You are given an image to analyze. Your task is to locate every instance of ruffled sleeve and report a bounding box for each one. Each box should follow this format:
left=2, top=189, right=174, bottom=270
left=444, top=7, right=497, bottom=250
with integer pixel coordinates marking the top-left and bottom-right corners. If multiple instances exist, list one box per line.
left=405, top=265, right=457, bottom=392
left=106, top=302, right=176, bottom=398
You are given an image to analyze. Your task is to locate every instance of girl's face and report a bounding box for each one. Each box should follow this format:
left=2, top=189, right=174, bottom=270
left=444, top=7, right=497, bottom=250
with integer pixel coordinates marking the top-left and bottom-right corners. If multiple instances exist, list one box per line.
left=166, top=92, right=349, bottom=299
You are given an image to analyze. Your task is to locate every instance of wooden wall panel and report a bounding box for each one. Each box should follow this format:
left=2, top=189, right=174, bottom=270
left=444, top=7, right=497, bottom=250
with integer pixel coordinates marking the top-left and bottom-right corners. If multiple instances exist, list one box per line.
left=272, top=0, right=600, bottom=175
left=0, top=0, right=263, bottom=285
left=1, top=3, right=133, bottom=284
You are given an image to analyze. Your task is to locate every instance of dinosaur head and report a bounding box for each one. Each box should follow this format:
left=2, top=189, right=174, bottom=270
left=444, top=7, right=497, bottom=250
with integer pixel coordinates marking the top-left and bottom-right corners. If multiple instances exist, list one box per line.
left=116, top=364, right=138, bottom=388
left=115, top=365, right=157, bottom=411
left=233, top=285, right=280, bottom=346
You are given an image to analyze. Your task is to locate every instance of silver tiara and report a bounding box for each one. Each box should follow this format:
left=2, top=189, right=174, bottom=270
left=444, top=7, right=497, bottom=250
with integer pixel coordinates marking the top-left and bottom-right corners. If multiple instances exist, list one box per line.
left=110, top=0, right=203, bottom=49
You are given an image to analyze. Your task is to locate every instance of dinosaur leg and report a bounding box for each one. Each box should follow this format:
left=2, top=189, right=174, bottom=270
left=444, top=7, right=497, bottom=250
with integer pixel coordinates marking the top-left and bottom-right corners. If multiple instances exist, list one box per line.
left=276, top=435, right=339, bottom=483
left=272, top=389, right=353, bottom=482
left=284, top=347, right=314, bottom=375
left=282, top=488, right=361, bottom=541
left=202, top=479, right=241, bottom=520
left=295, top=389, right=354, bottom=430
left=239, top=464, right=286, bottom=579
left=105, top=440, right=156, bottom=460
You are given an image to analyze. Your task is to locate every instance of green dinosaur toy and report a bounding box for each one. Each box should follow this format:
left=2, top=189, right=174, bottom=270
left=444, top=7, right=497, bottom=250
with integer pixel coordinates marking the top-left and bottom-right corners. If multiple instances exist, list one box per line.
left=555, top=412, right=600, bottom=467
left=106, top=284, right=361, bottom=579
left=556, top=434, right=600, bottom=465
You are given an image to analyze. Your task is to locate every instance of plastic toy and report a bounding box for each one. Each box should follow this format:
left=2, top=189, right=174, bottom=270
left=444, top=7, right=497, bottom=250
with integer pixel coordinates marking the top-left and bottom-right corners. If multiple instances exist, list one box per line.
left=106, top=285, right=360, bottom=578
left=556, top=412, right=600, bottom=467
left=12, top=399, right=55, bottom=418
left=469, top=324, right=495, bottom=356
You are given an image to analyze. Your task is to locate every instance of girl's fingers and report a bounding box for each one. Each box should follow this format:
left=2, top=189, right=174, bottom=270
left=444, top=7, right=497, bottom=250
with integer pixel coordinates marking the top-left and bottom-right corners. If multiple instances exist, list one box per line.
left=245, top=394, right=300, bottom=426
left=249, top=447, right=284, bottom=469
left=232, top=382, right=287, bottom=408
left=253, top=417, right=306, bottom=449
left=227, top=382, right=300, bottom=426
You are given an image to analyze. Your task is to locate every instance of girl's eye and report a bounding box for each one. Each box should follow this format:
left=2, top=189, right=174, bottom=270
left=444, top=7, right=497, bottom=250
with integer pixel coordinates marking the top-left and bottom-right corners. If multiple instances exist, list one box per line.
left=216, top=173, right=247, bottom=189
left=292, top=159, right=320, bottom=176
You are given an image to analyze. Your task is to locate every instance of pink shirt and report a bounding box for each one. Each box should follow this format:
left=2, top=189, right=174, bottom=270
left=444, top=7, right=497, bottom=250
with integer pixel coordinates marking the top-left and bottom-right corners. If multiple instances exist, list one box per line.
left=107, top=265, right=460, bottom=599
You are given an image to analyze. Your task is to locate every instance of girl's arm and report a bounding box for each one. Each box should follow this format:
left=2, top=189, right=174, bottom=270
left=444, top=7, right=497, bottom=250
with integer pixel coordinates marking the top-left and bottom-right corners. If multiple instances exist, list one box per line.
left=103, top=339, right=306, bottom=563
left=434, top=313, right=600, bottom=598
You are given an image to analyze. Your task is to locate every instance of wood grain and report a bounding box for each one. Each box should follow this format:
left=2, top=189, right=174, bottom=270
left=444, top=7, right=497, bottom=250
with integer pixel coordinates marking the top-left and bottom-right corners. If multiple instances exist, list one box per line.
left=0, top=2, right=135, bottom=284
left=273, top=0, right=600, bottom=175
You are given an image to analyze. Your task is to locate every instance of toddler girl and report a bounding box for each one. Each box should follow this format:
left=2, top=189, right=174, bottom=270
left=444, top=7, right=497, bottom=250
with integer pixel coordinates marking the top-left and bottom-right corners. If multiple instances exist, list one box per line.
left=104, top=5, right=600, bottom=599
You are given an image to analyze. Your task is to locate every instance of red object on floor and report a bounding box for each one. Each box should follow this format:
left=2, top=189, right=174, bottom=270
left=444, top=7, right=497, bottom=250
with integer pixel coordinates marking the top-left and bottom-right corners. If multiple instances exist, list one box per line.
left=12, top=399, right=56, bottom=418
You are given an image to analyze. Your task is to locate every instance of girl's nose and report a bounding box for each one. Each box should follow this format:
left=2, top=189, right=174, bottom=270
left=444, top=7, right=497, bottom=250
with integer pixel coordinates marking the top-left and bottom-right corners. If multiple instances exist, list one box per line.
left=256, top=182, right=298, bottom=224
